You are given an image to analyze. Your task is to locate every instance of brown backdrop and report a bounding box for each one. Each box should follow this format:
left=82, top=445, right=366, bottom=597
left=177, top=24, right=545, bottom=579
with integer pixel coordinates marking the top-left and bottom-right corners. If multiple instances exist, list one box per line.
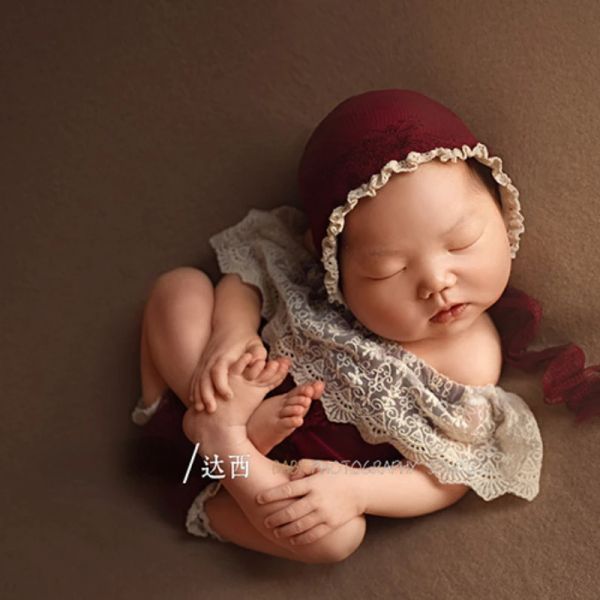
left=2, top=1, right=599, bottom=598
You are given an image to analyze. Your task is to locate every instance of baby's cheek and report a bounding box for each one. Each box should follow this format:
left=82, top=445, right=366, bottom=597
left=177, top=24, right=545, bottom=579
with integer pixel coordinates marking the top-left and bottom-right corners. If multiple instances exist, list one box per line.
left=488, top=233, right=512, bottom=284
left=359, top=292, right=405, bottom=332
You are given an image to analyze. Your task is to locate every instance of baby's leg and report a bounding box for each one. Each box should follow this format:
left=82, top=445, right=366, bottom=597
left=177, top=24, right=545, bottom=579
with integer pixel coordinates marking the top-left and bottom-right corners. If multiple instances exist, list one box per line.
left=201, top=445, right=367, bottom=564
left=138, top=268, right=366, bottom=562
left=140, top=301, right=169, bottom=407
left=184, top=357, right=367, bottom=564
left=204, top=473, right=366, bottom=564
left=140, top=267, right=214, bottom=408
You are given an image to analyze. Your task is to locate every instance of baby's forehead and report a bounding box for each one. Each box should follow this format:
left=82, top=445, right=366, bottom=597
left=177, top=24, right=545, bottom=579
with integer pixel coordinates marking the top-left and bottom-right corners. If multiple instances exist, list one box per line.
left=343, top=190, right=479, bottom=237
left=336, top=159, right=502, bottom=254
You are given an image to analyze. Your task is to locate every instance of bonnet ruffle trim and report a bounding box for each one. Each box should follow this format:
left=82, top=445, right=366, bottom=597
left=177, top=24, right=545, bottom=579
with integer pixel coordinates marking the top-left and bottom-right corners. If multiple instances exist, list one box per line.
left=321, top=142, right=525, bottom=307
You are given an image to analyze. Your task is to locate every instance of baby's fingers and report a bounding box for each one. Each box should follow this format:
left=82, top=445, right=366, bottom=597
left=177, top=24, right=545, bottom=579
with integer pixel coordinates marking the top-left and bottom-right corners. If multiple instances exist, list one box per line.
left=188, top=374, right=204, bottom=412
left=212, top=361, right=234, bottom=400
left=200, top=374, right=217, bottom=414
left=245, top=358, right=267, bottom=380
left=231, top=352, right=256, bottom=376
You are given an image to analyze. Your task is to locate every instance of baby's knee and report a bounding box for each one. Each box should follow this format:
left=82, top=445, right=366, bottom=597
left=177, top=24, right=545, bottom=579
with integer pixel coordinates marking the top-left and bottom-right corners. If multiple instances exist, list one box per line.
left=148, top=267, right=213, bottom=311
left=295, top=514, right=367, bottom=564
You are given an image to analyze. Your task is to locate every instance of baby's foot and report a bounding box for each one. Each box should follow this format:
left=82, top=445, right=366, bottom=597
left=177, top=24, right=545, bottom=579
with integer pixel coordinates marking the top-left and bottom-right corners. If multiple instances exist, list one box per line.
left=247, top=381, right=325, bottom=455
left=183, top=354, right=291, bottom=445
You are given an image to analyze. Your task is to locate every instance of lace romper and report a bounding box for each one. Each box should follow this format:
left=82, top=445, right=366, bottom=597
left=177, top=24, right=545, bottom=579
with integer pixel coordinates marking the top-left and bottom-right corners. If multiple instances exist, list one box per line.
left=130, top=205, right=544, bottom=542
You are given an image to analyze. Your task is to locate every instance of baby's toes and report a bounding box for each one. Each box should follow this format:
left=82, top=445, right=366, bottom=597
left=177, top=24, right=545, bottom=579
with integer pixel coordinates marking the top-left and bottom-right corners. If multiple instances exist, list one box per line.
left=296, top=380, right=325, bottom=399
left=230, top=352, right=256, bottom=376
left=310, top=380, right=325, bottom=397
left=293, top=383, right=315, bottom=399
left=257, top=357, right=290, bottom=387
left=279, top=404, right=306, bottom=426
left=255, top=358, right=279, bottom=379
left=272, top=358, right=292, bottom=386
left=280, top=400, right=309, bottom=417
left=243, top=358, right=267, bottom=381
left=281, top=396, right=311, bottom=423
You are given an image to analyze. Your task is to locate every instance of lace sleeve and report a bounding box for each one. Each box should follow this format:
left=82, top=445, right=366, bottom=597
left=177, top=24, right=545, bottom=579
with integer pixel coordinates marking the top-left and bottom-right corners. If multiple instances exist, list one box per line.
left=208, top=206, right=310, bottom=322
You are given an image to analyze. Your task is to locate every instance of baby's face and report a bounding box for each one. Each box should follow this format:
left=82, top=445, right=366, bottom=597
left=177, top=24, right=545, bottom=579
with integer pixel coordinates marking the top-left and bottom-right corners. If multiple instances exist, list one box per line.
left=338, top=159, right=512, bottom=344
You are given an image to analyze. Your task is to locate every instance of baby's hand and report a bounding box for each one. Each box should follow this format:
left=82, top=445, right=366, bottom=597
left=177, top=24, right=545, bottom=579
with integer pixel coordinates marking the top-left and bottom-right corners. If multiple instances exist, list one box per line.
left=257, top=459, right=363, bottom=546
left=188, top=329, right=267, bottom=413
left=183, top=354, right=291, bottom=443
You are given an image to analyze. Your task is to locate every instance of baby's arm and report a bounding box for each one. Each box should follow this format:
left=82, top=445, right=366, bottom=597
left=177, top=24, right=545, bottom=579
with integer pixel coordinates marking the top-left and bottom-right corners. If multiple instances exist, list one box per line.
left=353, top=462, right=470, bottom=518
left=256, top=459, right=469, bottom=536
left=251, top=459, right=469, bottom=541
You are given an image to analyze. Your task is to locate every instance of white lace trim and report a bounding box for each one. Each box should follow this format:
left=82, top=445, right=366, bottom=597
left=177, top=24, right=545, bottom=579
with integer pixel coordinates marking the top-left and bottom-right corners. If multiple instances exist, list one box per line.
left=208, top=207, right=543, bottom=502
left=321, top=143, right=525, bottom=307
left=185, top=481, right=229, bottom=542
left=131, top=395, right=162, bottom=426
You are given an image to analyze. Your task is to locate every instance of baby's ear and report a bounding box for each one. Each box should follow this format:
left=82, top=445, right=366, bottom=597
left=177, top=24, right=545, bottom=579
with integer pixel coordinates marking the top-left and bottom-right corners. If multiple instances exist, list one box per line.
left=303, top=228, right=319, bottom=258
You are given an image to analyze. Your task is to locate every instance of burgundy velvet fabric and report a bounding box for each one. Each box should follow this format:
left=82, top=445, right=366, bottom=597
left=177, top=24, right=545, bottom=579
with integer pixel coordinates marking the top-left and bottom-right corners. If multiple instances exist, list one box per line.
left=297, top=89, right=482, bottom=255
left=489, top=285, right=600, bottom=423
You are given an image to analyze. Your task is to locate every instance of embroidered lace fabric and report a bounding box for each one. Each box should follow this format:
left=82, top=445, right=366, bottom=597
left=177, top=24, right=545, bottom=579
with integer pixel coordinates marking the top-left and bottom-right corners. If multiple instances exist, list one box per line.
left=185, top=480, right=228, bottom=542
left=131, top=395, right=162, bottom=426
left=208, top=205, right=543, bottom=502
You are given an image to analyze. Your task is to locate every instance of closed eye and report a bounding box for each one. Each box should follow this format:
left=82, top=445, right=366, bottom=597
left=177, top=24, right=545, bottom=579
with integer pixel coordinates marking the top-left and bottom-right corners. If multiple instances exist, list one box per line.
left=366, top=267, right=407, bottom=280
left=450, top=233, right=483, bottom=252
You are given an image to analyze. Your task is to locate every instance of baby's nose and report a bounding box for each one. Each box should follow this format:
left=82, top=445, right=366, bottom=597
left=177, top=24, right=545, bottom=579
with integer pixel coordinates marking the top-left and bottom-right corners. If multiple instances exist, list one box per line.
left=417, top=264, right=456, bottom=299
